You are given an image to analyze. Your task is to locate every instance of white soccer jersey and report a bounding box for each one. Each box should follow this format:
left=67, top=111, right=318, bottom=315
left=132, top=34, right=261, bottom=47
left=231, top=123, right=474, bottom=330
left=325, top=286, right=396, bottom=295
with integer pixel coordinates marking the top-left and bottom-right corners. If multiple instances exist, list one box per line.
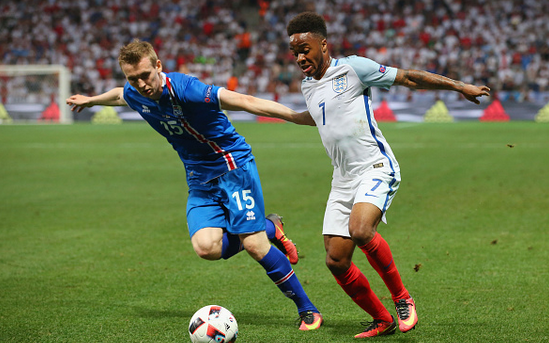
left=301, top=56, right=400, bottom=180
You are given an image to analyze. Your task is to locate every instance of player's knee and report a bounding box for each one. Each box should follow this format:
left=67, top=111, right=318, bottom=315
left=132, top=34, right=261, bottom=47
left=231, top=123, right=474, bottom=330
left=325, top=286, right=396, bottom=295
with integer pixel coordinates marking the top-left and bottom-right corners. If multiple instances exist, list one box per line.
left=243, top=245, right=261, bottom=260
left=349, top=224, right=376, bottom=247
left=325, top=254, right=351, bottom=275
left=192, top=241, right=222, bottom=260
left=243, top=240, right=272, bottom=261
left=240, top=232, right=271, bottom=261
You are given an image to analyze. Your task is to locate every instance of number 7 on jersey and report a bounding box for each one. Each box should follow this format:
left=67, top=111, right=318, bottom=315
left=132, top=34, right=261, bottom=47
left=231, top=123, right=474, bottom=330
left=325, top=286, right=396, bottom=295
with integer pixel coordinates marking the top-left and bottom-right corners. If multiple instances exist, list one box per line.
left=319, top=102, right=326, bottom=125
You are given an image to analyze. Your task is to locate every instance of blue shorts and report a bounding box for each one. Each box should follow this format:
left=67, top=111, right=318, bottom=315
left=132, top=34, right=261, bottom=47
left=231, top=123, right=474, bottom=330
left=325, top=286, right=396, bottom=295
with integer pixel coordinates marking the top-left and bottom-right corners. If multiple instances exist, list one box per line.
left=186, top=159, right=266, bottom=238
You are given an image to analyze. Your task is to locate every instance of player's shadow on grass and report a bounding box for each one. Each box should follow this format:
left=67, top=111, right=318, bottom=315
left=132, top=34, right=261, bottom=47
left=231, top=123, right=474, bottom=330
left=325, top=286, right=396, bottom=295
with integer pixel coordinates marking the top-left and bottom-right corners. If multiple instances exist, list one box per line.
left=209, top=310, right=289, bottom=328
left=323, top=318, right=418, bottom=342
left=134, top=307, right=291, bottom=328
left=133, top=307, right=418, bottom=341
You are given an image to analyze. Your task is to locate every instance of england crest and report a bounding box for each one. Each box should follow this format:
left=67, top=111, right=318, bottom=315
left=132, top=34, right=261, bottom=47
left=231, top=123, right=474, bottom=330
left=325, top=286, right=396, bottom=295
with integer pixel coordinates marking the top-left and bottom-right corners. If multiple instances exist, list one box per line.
left=332, top=73, right=348, bottom=93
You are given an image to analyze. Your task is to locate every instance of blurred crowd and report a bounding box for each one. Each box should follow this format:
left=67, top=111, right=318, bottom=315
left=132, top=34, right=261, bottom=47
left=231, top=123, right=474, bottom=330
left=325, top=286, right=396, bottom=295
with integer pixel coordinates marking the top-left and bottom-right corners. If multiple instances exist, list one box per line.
left=1, top=0, right=548, bottom=101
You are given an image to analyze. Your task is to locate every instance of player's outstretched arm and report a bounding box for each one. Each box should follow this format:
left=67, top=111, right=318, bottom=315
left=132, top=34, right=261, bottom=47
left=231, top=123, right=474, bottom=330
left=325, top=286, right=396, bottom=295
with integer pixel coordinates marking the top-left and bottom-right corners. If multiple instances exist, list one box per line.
left=66, top=87, right=127, bottom=113
left=393, top=69, right=490, bottom=104
left=219, top=88, right=316, bottom=126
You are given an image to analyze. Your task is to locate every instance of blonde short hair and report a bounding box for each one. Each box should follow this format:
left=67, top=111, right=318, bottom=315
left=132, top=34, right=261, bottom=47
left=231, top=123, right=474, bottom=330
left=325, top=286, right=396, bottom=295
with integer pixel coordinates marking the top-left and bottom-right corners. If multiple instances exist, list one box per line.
left=118, top=39, right=158, bottom=67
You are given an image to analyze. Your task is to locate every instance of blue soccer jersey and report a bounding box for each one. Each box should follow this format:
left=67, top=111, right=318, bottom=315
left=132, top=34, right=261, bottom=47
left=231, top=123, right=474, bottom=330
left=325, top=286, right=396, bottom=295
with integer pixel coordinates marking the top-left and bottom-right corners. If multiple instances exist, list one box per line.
left=123, top=72, right=253, bottom=185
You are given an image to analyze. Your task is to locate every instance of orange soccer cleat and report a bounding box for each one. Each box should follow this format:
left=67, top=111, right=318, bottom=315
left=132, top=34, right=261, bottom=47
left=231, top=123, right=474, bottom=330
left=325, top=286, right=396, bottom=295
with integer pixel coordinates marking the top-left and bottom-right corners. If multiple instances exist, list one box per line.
left=394, top=296, right=418, bottom=333
left=297, top=311, right=323, bottom=331
left=354, top=316, right=396, bottom=338
left=267, top=213, right=299, bottom=264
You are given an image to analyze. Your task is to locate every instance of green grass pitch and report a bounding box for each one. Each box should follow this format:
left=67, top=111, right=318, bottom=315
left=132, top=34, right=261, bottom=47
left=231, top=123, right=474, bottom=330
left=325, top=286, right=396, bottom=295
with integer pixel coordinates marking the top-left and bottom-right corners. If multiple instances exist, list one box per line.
left=1, top=121, right=548, bottom=342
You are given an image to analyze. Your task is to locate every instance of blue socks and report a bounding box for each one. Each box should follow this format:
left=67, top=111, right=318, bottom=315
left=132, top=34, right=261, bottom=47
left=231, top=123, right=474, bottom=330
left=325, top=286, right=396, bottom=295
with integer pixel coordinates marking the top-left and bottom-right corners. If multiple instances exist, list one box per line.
left=265, top=218, right=276, bottom=240
left=221, top=226, right=317, bottom=315
left=221, top=232, right=242, bottom=259
left=258, top=246, right=317, bottom=314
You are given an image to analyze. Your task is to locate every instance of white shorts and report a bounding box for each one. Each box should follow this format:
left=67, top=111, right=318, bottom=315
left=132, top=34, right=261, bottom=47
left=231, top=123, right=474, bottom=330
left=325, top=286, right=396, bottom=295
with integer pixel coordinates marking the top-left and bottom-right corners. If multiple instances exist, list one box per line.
left=322, top=171, right=401, bottom=237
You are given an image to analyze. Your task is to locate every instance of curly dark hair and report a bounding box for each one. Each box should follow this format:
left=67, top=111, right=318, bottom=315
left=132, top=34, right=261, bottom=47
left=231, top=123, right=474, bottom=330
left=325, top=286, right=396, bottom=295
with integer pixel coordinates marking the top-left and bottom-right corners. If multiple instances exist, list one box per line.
left=286, top=12, right=327, bottom=39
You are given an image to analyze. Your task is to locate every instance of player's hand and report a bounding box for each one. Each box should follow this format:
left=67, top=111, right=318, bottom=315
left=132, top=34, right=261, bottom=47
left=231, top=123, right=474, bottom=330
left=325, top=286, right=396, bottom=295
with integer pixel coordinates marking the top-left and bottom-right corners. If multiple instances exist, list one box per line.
left=462, top=85, right=490, bottom=105
left=66, top=94, right=93, bottom=113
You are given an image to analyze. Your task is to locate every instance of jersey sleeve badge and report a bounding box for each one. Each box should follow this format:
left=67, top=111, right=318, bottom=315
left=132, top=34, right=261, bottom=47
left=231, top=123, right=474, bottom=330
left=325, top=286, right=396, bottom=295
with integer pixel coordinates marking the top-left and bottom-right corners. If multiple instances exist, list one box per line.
left=204, top=85, right=213, bottom=103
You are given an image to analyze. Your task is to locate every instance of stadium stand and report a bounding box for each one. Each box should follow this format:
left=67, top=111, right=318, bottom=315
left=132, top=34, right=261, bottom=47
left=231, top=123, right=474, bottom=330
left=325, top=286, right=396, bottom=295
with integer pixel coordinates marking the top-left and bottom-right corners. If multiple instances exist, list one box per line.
left=1, top=0, right=548, bottom=120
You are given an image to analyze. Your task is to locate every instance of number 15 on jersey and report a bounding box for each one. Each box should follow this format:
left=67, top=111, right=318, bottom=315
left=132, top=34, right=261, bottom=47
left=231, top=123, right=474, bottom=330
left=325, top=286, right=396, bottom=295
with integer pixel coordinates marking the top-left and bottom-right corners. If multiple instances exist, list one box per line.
left=232, top=190, right=256, bottom=210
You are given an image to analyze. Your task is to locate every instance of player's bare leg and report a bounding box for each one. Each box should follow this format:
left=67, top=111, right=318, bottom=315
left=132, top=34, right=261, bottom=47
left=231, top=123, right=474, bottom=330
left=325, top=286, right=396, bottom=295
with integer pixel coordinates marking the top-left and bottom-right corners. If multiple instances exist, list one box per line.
left=348, top=202, right=381, bottom=246
left=191, top=227, right=225, bottom=260
left=324, top=235, right=354, bottom=275
left=239, top=231, right=272, bottom=261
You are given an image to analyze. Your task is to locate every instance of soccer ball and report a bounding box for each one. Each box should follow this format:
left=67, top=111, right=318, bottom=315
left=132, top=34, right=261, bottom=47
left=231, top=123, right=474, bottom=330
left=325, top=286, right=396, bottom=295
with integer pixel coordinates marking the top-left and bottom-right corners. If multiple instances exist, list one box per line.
left=188, top=305, right=238, bottom=343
